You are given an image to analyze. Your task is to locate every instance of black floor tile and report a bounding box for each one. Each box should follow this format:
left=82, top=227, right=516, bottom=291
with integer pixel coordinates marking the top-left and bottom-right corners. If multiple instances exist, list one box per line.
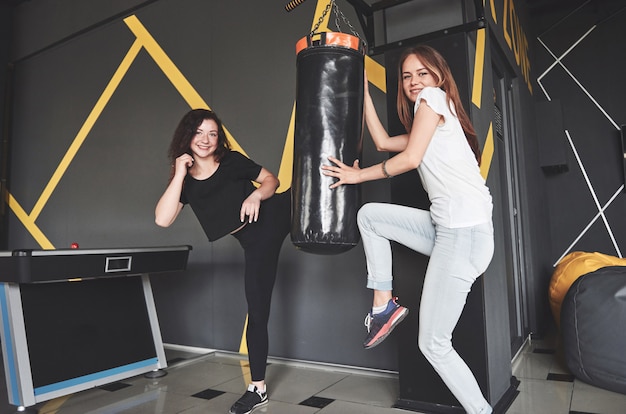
left=299, top=396, right=334, bottom=408
left=547, top=373, right=575, bottom=382
left=533, top=348, right=556, bottom=354
left=98, top=382, right=132, bottom=392
left=192, top=388, right=226, bottom=400
left=166, top=357, right=187, bottom=364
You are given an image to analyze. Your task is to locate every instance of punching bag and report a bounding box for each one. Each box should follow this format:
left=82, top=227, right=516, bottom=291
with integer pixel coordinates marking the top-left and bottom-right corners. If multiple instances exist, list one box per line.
left=291, top=32, right=365, bottom=255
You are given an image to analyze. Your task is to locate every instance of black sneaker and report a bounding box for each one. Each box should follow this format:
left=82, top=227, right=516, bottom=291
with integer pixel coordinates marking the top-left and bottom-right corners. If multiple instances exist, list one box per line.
left=363, top=297, right=408, bottom=349
left=229, top=384, right=268, bottom=414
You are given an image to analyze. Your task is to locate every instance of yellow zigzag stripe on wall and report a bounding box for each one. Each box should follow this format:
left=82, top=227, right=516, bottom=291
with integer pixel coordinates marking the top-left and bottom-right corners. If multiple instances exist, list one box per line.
left=7, top=2, right=386, bottom=249
left=468, top=26, right=493, bottom=178
left=6, top=39, right=144, bottom=249
left=233, top=0, right=336, bottom=351
left=489, top=0, right=498, bottom=23
left=238, top=0, right=387, bottom=355
left=124, top=15, right=246, bottom=157
left=366, top=56, right=386, bottom=93
left=6, top=15, right=260, bottom=249
left=275, top=0, right=387, bottom=192
left=33, top=39, right=142, bottom=222
left=6, top=194, right=53, bottom=249
left=472, top=28, right=486, bottom=109
left=481, top=123, right=494, bottom=180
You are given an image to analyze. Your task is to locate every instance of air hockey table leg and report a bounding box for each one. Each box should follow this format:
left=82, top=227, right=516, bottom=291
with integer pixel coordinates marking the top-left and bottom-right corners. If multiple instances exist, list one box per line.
left=143, top=369, right=167, bottom=379
left=16, top=406, right=38, bottom=413
left=142, top=274, right=168, bottom=379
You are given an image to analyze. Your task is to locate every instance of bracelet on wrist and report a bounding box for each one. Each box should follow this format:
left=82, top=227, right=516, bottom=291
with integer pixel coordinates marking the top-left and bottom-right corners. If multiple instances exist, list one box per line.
left=382, top=159, right=393, bottom=179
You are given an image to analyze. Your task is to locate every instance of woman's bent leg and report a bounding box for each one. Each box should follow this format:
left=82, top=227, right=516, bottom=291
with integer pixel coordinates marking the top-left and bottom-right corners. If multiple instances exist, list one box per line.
left=358, top=203, right=436, bottom=348
left=357, top=203, right=436, bottom=291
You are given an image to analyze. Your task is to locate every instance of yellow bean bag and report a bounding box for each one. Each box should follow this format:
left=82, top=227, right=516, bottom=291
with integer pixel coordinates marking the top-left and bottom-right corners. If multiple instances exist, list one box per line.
left=549, top=251, right=626, bottom=325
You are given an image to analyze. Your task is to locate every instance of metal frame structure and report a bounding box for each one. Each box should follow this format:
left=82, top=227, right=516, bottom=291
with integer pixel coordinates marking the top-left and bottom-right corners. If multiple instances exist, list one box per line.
left=344, top=0, right=485, bottom=55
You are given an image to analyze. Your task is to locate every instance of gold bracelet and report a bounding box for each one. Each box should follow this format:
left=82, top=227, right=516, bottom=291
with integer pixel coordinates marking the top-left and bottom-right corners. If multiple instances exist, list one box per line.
left=382, top=159, right=393, bottom=178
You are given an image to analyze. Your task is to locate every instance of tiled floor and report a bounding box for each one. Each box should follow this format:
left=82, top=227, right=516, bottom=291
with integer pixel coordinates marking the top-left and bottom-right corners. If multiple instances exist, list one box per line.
left=2, top=331, right=626, bottom=414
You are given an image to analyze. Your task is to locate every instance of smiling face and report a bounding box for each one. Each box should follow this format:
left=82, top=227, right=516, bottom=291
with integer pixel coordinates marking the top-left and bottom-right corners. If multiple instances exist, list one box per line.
left=190, top=118, right=220, bottom=159
left=401, top=53, right=440, bottom=103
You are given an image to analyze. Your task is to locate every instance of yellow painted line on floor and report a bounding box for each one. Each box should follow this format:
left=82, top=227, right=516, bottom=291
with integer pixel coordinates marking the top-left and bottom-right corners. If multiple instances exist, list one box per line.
left=39, top=395, right=71, bottom=413
left=239, top=314, right=249, bottom=354
left=239, top=359, right=252, bottom=385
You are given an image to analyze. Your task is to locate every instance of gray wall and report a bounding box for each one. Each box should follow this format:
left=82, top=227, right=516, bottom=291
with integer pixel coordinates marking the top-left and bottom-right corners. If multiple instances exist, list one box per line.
left=485, top=0, right=556, bottom=337
left=532, top=1, right=626, bottom=262
left=528, top=0, right=626, bottom=333
left=0, top=0, right=13, bottom=250
left=3, top=0, right=400, bottom=371
left=6, top=0, right=615, bottom=378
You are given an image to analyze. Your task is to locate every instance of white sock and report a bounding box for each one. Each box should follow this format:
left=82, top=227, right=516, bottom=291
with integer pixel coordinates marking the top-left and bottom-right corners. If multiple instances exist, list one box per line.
left=372, top=303, right=387, bottom=315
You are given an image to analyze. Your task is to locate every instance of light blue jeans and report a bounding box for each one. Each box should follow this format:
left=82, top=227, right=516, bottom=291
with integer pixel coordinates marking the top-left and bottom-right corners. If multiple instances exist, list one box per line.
left=357, top=202, right=494, bottom=414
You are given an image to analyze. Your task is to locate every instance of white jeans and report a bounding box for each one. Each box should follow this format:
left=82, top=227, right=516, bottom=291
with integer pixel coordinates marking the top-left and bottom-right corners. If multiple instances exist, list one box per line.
left=357, top=202, right=494, bottom=414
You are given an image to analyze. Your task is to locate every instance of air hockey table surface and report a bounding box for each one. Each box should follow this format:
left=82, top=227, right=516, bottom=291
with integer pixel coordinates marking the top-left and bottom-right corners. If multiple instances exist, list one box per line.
left=0, top=245, right=192, bottom=409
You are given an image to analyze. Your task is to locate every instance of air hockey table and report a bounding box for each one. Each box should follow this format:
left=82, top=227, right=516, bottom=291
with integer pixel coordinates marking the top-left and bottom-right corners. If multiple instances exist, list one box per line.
left=0, top=245, right=191, bottom=410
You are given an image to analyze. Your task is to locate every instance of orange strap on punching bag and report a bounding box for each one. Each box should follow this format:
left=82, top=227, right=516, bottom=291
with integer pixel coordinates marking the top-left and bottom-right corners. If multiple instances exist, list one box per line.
left=290, top=32, right=366, bottom=255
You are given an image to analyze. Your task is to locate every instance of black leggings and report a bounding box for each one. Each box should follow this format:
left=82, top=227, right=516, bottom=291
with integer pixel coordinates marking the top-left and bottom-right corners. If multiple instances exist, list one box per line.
left=232, top=189, right=291, bottom=381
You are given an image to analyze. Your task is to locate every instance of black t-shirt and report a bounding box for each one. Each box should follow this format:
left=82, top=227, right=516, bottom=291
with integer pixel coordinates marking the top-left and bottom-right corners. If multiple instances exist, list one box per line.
left=181, top=151, right=262, bottom=241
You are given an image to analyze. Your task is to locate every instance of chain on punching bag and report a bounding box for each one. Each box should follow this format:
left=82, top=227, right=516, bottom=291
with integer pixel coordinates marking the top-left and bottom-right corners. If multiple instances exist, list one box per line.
left=291, top=32, right=366, bottom=255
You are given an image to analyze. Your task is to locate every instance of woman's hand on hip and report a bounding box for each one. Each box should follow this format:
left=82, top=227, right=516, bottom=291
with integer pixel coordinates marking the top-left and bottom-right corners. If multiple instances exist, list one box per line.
left=240, top=191, right=262, bottom=223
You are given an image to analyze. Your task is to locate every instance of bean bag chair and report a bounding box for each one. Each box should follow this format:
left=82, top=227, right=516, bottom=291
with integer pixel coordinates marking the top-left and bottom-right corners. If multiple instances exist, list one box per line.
left=561, top=266, right=626, bottom=394
left=549, top=251, right=626, bottom=325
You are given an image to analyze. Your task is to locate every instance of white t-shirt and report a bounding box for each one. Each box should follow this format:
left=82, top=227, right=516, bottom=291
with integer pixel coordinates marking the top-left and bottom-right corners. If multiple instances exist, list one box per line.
left=414, top=87, right=492, bottom=228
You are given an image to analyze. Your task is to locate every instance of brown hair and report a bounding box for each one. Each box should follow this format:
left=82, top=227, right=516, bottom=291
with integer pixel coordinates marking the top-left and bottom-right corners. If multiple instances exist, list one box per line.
left=396, top=45, right=481, bottom=165
left=167, top=109, right=231, bottom=177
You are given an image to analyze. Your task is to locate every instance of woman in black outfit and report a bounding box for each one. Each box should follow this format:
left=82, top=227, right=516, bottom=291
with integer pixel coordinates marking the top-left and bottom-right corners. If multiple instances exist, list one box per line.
left=155, top=109, right=290, bottom=414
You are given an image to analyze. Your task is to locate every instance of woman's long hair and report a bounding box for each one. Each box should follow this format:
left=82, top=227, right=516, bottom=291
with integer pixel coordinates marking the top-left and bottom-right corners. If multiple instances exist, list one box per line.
left=167, top=109, right=231, bottom=177
left=396, top=45, right=481, bottom=166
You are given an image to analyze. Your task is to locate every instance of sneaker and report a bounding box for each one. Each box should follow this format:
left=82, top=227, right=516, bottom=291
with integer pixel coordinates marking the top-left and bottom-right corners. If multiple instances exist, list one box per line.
left=363, top=297, right=408, bottom=349
left=229, top=384, right=268, bottom=414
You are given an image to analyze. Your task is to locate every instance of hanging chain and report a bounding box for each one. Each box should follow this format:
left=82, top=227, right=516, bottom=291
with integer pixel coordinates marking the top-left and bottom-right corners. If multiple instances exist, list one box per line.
left=310, top=0, right=364, bottom=44
left=332, top=2, right=361, bottom=40
left=310, top=0, right=334, bottom=35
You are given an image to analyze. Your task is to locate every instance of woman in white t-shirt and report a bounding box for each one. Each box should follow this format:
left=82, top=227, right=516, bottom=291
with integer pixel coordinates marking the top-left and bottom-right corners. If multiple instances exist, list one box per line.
left=322, top=45, right=494, bottom=414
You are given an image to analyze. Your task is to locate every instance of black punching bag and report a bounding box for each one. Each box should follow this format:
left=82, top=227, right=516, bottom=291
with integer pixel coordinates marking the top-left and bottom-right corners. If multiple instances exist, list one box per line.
left=291, top=32, right=365, bottom=255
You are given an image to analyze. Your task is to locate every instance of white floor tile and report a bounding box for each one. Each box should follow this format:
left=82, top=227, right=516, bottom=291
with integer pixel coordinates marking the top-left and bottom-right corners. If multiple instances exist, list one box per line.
left=570, top=379, right=626, bottom=414
left=506, top=377, right=572, bottom=414
left=4, top=344, right=626, bottom=414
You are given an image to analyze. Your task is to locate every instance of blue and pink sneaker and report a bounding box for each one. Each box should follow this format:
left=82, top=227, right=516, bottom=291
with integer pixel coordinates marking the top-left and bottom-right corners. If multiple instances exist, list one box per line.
left=363, top=297, right=408, bottom=349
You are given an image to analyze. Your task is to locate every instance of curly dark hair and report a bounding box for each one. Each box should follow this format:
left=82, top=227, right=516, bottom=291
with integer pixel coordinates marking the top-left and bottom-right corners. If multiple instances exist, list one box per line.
left=168, top=109, right=231, bottom=167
